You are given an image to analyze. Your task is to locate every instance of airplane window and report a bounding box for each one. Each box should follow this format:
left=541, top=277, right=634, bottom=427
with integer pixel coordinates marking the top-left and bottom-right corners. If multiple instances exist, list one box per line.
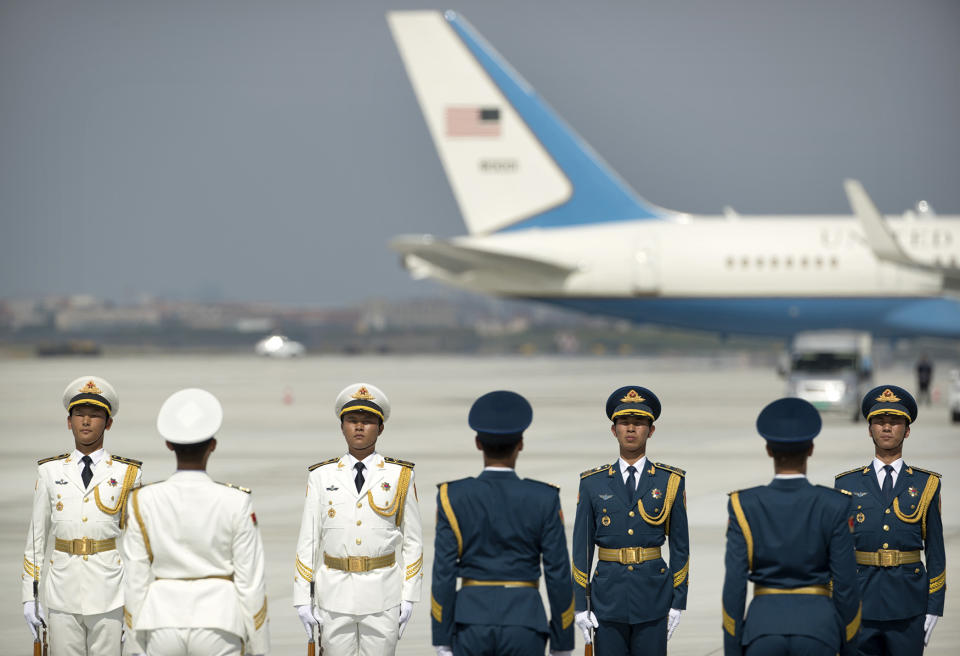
left=785, top=257, right=793, bottom=268
left=801, top=257, right=808, bottom=268
left=770, top=257, right=779, bottom=268
left=741, top=256, right=749, bottom=268
left=755, top=257, right=764, bottom=268
left=726, top=256, right=735, bottom=268
left=830, top=257, right=838, bottom=268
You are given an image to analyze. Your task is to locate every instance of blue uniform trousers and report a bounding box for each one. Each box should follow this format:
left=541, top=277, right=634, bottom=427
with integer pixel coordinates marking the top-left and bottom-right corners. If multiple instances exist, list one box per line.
left=858, top=615, right=925, bottom=656
left=452, top=624, right=546, bottom=656
left=746, top=635, right=834, bottom=656
left=595, top=616, right=666, bottom=656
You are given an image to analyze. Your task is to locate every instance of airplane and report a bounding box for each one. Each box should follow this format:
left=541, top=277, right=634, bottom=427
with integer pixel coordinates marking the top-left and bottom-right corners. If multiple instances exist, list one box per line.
left=386, top=10, right=960, bottom=338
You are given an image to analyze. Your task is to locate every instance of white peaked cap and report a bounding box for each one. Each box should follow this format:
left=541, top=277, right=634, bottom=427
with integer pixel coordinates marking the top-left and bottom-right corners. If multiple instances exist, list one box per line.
left=157, top=388, right=223, bottom=444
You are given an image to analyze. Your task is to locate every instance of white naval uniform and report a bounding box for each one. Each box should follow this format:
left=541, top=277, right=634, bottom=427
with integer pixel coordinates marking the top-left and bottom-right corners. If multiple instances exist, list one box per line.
left=120, top=471, right=269, bottom=656
left=21, top=449, right=143, bottom=656
left=293, top=452, right=423, bottom=656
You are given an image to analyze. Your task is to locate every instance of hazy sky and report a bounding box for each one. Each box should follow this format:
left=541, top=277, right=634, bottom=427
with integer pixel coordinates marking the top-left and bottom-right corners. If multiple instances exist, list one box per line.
left=2, top=0, right=958, bottom=305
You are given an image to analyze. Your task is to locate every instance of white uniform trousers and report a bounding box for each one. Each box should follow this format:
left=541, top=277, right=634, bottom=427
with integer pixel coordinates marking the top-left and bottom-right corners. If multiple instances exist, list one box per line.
left=144, top=628, right=242, bottom=656
left=319, top=605, right=399, bottom=656
left=48, top=607, right=123, bottom=656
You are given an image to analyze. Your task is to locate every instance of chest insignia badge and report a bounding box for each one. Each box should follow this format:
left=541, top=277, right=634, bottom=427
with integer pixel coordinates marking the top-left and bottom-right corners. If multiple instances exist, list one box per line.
left=647, top=466, right=656, bottom=475
left=651, top=488, right=663, bottom=500
left=55, top=479, right=68, bottom=485
left=108, top=478, right=118, bottom=487
left=856, top=512, right=865, bottom=523
left=854, top=492, right=868, bottom=497
left=601, top=516, right=611, bottom=527
left=908, top=486, right=918, bottom=497
left=326, top=485, right=339, bottom=492
left=327, top=508, right=336, bottom=518
left=598, top=494, right=613, bottom=501
left=381, top=482, right=391, bottom=492
left=56, top=501, right=64, bottom=511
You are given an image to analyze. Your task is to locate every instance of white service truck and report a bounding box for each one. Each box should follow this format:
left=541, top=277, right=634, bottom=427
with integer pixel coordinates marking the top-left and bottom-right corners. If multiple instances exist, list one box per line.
left=780, top=331, right=874, bottom=421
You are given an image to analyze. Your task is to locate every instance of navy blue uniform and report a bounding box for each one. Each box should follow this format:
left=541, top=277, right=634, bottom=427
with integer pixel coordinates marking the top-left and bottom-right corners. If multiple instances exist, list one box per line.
left=573, top=461, right=689, bottom=655
left=431, top=470, right=574, bottom=655
left=835, top=464, right=944, bottom=656
left=722, top=478, right=861, bottom=656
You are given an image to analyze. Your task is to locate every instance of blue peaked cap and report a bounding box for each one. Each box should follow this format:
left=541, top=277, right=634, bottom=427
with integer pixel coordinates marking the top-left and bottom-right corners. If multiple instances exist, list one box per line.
left=469, top=390, right=532, bottom=445
left=756, top=397, right=821, bottom=444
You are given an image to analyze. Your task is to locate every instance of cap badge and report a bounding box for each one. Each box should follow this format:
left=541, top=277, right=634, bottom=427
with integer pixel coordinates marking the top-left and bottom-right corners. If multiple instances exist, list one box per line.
left=875, top=388, right=901, bottom=403
left=327, top=508, right=336, bottom=518
left=908, top=486, right=919, bottom=497
left=856, top=512, right=865, bottom=523
left=620, top=389, right=645, bottom=403
left=351, top=386, right=375, bottom=401
left=601, top=516, right=611, bottom=526
left=651, top=488, right=663, bottom=500
left=79, top=380, right=102, bottom=395
left=381, top=482, right=391, bottom=492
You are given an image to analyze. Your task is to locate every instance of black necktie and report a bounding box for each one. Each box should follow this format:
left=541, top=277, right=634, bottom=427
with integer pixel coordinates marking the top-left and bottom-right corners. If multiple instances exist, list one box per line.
left=354, top=462, right=365, bottom=493
left=626, top=465, right=638, bottom=501
left=882, top=464, right=894, bottom=505
left=81, top=456, right=93, bottom=488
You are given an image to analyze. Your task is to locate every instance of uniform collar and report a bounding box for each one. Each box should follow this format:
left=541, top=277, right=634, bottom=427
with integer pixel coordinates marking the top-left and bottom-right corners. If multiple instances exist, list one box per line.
left=618, top=455, right=647, bottom=477
left=872, top=457, right=903, bottom=475
left=774, top=473, right=807, bottom=479
left=344, top=451, right=380, bottom=470
left=71, top=448, right=105, bottom=467
left=483, top=466, right=514, bottom=472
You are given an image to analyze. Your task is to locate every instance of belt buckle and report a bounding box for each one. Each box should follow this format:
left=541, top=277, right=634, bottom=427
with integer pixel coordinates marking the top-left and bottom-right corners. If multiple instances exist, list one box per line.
left=72, top=537, right=93, bottom=556
left=877, top=549, right=897, bottom=567
left=347, top=556, right=366, bottom=573
left=619, top=548, right=638, bottom=565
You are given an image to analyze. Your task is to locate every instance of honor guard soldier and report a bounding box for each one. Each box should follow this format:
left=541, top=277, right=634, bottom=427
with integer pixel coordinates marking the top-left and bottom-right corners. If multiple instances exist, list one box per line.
left=572, top=386, right=689, bottom=655
left=431, top=391, right=575, bottom=656
left=723, top=398, right=861, bottom=656
left=834, top=386, right=945, bottom=655
left=293, top=383, right=422, bottom=656
left=120, top=389, right=269, bottom=656
left=21, top=376, right=143, bottom=655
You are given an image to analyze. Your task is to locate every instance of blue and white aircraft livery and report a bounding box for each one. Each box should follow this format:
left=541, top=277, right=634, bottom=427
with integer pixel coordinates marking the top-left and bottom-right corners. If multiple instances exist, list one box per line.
left=386, top=11, right=960, bottom=338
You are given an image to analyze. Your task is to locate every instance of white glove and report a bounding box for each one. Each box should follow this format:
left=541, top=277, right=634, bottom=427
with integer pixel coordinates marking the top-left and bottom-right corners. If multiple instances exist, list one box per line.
left=667, top=608, right=682, bottom=640
left=23, top=601, right=45, bottom=640
left=924, top=614, right=938, bottom=646
left=398, top=600, right=414, bottom=638
left=436, top=647, right=454, bottom=656
left=574, top=610, right=598, bottom=644
left=295, top=603, right=321, bottom=639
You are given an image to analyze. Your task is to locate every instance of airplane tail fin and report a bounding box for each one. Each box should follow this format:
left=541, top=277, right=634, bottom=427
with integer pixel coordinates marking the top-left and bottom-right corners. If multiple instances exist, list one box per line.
left=387, top=10, right=665, bottom=236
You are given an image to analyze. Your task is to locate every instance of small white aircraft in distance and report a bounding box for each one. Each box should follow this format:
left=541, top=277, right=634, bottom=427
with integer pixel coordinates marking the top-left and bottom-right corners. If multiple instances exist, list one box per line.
left=386, top=11, right=960, bottom=338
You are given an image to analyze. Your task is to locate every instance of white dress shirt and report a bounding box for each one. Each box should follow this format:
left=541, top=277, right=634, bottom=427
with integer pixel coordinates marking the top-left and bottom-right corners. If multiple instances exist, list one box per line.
left=618, top=456, right=647, bottom=491
left=872, top=457, right=903, bottom=488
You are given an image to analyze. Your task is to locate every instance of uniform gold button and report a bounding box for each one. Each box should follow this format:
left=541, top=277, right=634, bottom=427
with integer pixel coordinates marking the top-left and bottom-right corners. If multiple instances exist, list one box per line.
left=885, top=509, right=890, bottom=514
left=627, top=529, right=634, bottom=535
left=82, top=517, right=88, bottom=522
left=84, top=498, right=89, bottom=503
left=915, top=568, right=920, bottom=574
left=628, top=511, right=635, bottom=517
left=883, top=525, right=889, bottom=531
left=602, top=508, right=607, bottom=513
left=356, top=520, right=362, bottom=526
left=356, top=538, right=362, bottom=545
left=857, top=505, right=861, bottom=509
left=329, top=500, right=333, bottom=505
left=57, top=494, right=62, bottom=499
left=83, top=556, right=88, bottom=561
left=661, top=568, right=666, bottom=573
left=627, top=566, right=634, bottom=571
left=357, top=502, right=363, bottom=508
left=883, top=543, right=889, bottom=549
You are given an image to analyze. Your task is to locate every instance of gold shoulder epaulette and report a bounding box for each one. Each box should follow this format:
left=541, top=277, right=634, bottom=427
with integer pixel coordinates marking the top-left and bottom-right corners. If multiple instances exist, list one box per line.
left=580, top=464, right=611, bottom=479
left=384, top=456, right=415, bottom=468
left=111, top=455, right=143, bottom=467
left=654, top=462, right=685, bottom=476
left=219, top=482, right=252, bottom=494
left=308, top=457, right=339, bottom=471
left=834, top=465, right=868, bottom=479
left=910, top=466, right=942, bottom=478
left=38, top=453, right=70, bottom=466
left=525, top=478, right=560, bottom=490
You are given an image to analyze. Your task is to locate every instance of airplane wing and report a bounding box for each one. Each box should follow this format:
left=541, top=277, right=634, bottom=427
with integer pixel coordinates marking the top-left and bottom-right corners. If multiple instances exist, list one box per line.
left=390, top=234, right=574, bottom=285
left=844, top=179, right=960, bottom=288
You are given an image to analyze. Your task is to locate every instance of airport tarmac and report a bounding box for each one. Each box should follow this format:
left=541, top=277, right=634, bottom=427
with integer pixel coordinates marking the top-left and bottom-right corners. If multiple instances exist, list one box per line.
left=1, top=354, right=956, bottom=655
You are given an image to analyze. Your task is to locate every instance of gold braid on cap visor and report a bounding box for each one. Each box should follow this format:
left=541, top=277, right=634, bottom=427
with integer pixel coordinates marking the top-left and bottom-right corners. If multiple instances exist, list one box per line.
left=611, top=408, right=654, bottom=421
left=68, top=398, right=112, bottom=416
left=866, top=408, right=912, bottom=422
left=339, top=404, right=384, bottom=420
